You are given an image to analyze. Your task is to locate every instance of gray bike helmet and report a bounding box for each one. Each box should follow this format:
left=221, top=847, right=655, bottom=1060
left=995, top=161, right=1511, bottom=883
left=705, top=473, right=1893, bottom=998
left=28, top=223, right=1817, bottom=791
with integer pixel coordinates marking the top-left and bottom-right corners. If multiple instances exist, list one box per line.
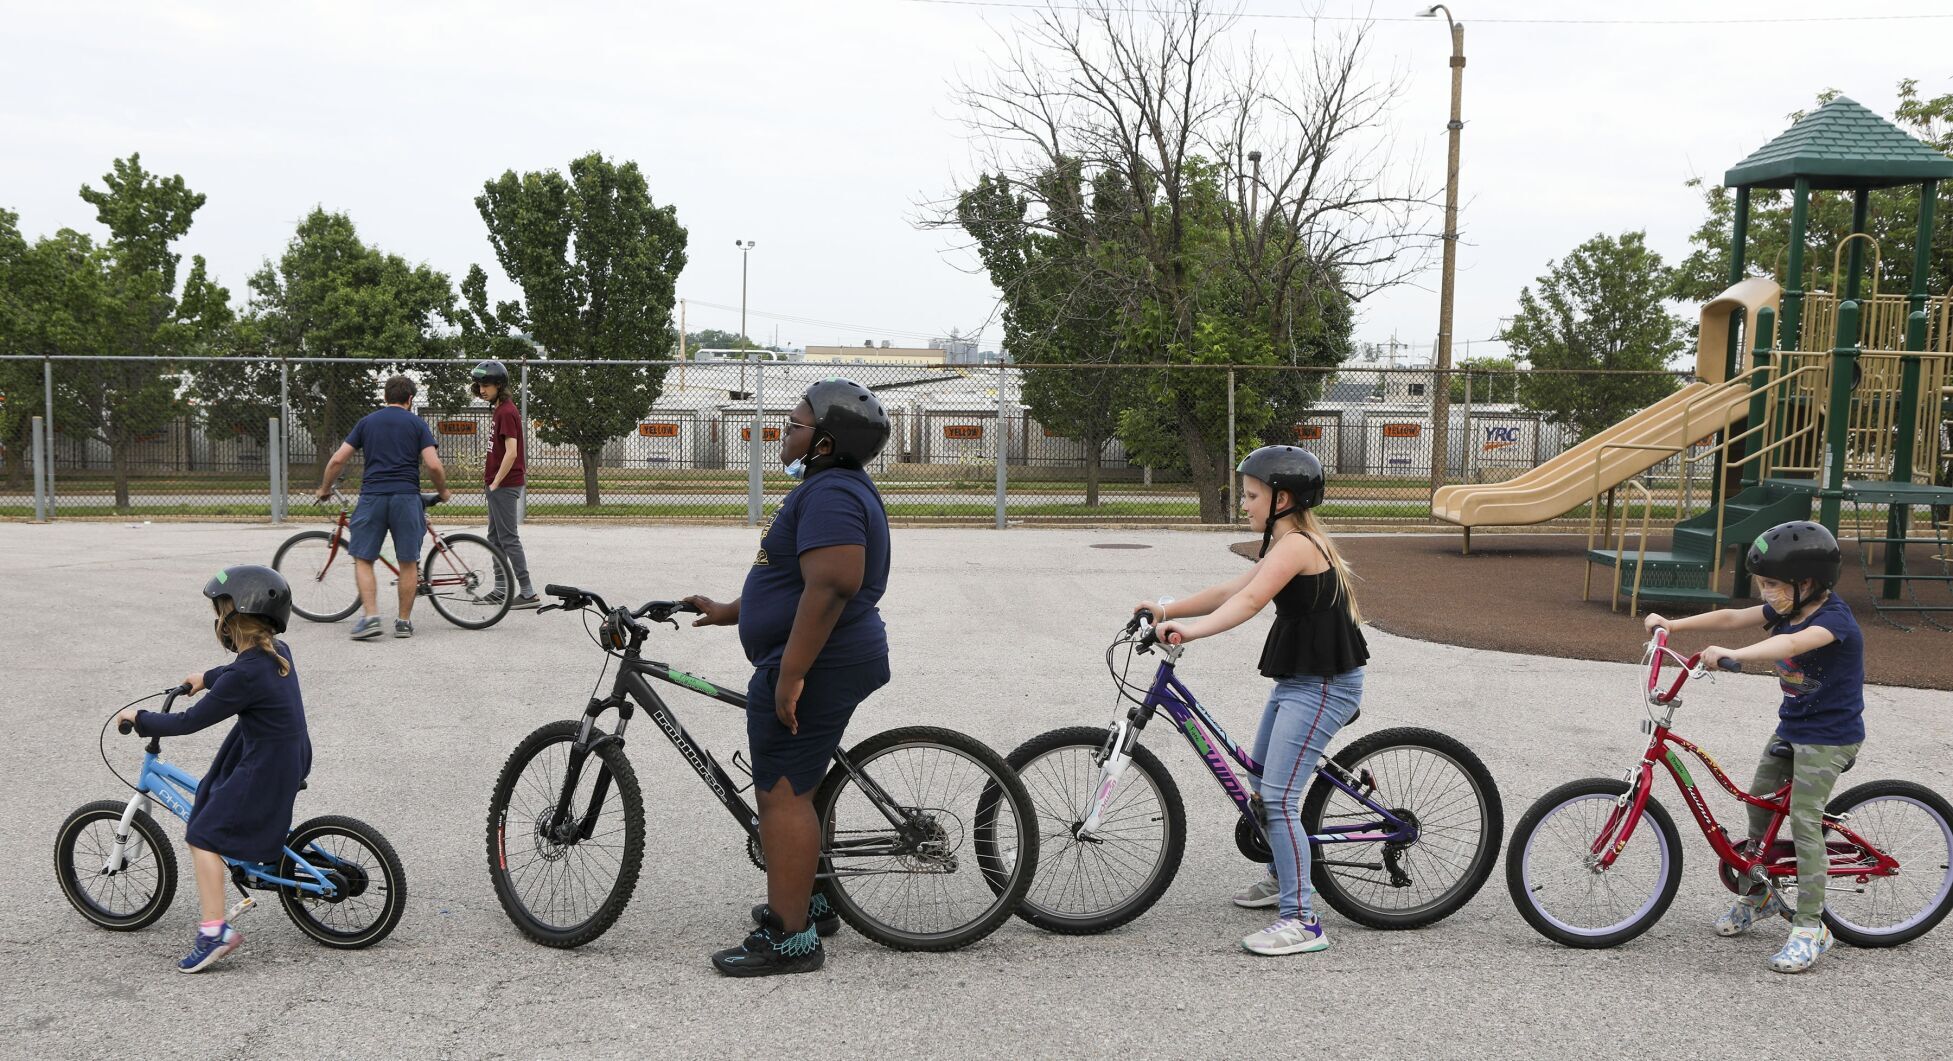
left=470, top=359, right=510, bottom=398
left=803, top=378, right=890, bottom=470
left=204, top=564, right=293, bottom=635
left=1236, top=445, right=1327, bottom=557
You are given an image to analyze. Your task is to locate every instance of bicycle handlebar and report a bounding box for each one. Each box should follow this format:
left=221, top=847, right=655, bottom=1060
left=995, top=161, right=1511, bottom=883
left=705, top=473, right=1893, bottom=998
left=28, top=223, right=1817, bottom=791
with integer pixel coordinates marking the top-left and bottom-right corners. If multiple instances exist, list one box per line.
left=118, top=683, right=193, bottom=735
left=1717, top=657, right=1743, bottom=673
left=539, top=584, right=702, bottom=633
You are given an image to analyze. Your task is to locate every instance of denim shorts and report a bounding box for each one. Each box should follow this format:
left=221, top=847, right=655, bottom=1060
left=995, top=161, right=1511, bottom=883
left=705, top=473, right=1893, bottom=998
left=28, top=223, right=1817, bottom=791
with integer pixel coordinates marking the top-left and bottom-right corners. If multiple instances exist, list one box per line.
left=348, top=492, right=426, bottom=564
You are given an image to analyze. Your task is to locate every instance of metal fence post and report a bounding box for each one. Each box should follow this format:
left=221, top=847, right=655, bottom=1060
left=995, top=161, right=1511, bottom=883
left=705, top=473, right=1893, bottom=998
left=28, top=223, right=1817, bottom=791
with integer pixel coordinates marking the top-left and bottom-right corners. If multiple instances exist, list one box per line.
left=31, top=415, right=47, bottom=522
left=995, top=364, right=1007, bottom=529
left=268, top=417, right=284, bottom=523
left=518, top=360, right=530, bottom=522
left=747, top=356, right=764, bottom=525
left=1226, top=367, right=1237, bottom=523
left=1460, top=368, right=1473, bottom=483
left=43, top=357, right=55, bottom=515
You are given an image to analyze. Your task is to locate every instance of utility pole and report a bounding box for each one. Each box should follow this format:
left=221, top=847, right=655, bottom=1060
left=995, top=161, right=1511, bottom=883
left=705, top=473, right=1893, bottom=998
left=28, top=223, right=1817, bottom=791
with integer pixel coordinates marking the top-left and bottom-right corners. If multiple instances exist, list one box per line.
left=736, top=239, right=757, bottom=396
left=1420, top=4, right=1466, bottom=494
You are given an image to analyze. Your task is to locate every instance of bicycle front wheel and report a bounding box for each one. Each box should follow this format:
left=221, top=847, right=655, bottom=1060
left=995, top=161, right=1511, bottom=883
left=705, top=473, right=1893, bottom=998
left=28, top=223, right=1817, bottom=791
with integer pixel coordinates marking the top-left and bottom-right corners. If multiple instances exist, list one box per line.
left=486, top=720, right=645, bottom=948
left=817, top=726, right=1037, bottom=951
left=55, top=800, right=178, bottom=930
left=272, top=530, right=361, bottom=623
left=424, top=532, right=515, bottom=630
left=1303, top=726, right=1502, bottom=929
left=279, top=815, right=407, bottom=949
left=999, top=726, right=1185, bottom=934
left=1507, top=777, right=1684, bottom=948
left=1821, top=779, right=1953, bottom=948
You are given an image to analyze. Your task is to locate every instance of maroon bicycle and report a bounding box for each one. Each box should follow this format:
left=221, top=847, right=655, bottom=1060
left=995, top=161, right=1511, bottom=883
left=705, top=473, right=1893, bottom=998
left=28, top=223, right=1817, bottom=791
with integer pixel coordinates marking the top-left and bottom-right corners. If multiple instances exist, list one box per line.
left=271, top=490, right=515, bottom=630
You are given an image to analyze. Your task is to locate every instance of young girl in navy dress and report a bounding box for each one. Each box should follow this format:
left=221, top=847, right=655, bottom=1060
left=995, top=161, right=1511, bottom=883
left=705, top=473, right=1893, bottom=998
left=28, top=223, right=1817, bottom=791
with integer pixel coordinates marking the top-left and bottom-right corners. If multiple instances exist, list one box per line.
left=116, top=566, right=312, bottom=973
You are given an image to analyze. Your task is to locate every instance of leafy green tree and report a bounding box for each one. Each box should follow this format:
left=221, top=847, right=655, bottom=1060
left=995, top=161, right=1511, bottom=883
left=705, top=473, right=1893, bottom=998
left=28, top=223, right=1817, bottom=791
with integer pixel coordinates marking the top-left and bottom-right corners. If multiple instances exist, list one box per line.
left=1671, top=81, right=1953, bottom=327
left=0, top=208, right=35, bottom=490
left=27, top=156, right=232, bottom=509
left=1448, top=355, right=1521, bottom=404
left=683, top=328, right=760, bottom=356
left=1505, top=232, right=1685, bottom=440
left=207, top=209, right=456, bottom=480
left=473, top=152, right=687, bottom=504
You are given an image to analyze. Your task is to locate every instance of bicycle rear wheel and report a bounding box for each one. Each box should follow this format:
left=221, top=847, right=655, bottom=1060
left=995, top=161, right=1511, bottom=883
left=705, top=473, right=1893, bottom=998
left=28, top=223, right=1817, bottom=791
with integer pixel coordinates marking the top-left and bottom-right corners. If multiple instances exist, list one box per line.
left=996, top=726, right=1185, bottom=934
left=486, top=720, right=645, bottom=948
left=1303, top=726, right=1502, bottom=929
left=272, top=530, right=361, bottom=623
left=1821, top=779, right=1953, bottom=947
left=817, top=726, right=1037, bottom=951
left=55, top=800, right=178, bottom=930
left=1507, top=777, right=1684, bottom=948
left=278, top=815, right=407, bottom=949
left=424, top=532, right=514, bottom=630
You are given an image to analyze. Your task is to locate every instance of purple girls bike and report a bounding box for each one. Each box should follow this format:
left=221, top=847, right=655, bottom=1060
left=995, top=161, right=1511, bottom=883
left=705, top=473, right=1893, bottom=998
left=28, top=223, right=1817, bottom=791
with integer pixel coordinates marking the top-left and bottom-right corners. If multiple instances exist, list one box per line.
left=998, top=614, right=1502, bottom=934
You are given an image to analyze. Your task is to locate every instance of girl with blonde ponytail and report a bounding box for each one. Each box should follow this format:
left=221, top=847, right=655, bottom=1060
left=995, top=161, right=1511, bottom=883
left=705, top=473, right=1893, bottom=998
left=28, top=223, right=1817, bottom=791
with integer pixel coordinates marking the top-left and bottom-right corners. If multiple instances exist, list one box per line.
left=1140, top=446, right=1368, bottom=956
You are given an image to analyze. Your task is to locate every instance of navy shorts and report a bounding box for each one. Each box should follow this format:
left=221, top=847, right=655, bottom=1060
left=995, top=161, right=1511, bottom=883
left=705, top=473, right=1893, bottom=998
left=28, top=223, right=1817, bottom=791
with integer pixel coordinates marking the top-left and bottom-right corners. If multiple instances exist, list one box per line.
left=747, top=657, right=891, bottom=796
left=349, top=493, right=426, bottom=564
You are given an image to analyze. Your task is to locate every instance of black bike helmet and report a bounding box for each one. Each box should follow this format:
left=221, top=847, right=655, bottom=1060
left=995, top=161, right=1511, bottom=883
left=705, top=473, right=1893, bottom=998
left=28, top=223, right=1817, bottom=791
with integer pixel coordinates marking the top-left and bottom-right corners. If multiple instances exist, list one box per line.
left=1237, top=445, right=1327, bottom=557
left=803, top=378, right=890, bottom=470
left=470, top=359, right=510, bottom=397
left=1747, top=520, right=1841, bottom=627
left=204, top=564, right=293, bottom=635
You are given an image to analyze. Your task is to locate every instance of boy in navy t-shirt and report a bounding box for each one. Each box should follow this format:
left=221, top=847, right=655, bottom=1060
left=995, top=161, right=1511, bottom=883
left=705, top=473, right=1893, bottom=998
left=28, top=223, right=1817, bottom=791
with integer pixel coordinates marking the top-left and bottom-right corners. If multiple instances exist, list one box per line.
left=1643, top=521, right=1864, bottom=975
left=684, top=380, right=892, bottom=977
left=315, top=374, right=450, bottom=640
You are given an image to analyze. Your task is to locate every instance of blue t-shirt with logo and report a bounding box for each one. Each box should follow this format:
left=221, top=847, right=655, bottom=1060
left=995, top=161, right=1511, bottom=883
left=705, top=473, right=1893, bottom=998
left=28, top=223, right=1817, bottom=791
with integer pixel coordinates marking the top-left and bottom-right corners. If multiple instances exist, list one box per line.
left=1762, top=593, right=1865, bottom=745
left=345, top=406, right=436, bottom=495
left=738, top=468, right=890, bottom=671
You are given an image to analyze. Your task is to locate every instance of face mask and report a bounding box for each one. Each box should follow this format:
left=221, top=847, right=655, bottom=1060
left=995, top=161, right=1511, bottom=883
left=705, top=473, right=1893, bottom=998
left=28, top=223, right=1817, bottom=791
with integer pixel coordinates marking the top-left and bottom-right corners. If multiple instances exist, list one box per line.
left=784, top=458, right=807, bottom=481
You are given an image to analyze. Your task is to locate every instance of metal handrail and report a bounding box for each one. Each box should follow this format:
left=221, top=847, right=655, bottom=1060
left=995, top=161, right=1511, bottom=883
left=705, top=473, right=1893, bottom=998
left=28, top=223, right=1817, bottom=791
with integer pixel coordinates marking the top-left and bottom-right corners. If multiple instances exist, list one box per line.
left=1613, top=478, right=1658, bottom=616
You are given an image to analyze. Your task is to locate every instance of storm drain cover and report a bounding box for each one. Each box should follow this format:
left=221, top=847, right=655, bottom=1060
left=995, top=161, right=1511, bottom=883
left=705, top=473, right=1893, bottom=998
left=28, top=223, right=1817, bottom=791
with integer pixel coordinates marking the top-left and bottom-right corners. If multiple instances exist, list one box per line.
left=1090, top=543, right=1153, bottom=550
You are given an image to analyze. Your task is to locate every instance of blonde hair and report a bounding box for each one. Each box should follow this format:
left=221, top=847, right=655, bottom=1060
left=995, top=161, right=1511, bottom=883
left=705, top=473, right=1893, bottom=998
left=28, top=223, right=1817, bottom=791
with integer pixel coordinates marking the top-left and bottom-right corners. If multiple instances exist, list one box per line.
left=214, top=599, right=291, bottom=677
left=1284, top=507, right=1364, bottom=625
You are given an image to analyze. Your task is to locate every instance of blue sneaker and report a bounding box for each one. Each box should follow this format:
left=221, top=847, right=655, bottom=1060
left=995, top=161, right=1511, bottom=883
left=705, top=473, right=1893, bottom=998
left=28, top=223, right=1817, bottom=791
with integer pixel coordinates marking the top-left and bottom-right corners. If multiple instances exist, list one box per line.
left=393, top=619, right=414, bottom=639
left=350, top=616, right=384, bottom=641
left=178, top=924, right=241, bottom=973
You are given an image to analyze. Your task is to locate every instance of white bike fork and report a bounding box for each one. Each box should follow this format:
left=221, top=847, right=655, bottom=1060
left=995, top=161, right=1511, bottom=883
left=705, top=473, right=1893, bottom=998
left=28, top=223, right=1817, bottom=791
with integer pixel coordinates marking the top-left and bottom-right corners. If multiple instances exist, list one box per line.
left=103, top=793, right=153, bottom=875
left=1077, top=720, right=1137, bottom=839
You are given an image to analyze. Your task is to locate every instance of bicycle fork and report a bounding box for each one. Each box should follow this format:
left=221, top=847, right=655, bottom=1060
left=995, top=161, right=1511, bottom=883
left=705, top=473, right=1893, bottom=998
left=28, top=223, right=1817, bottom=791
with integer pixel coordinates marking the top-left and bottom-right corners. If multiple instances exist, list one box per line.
left=1076, top=720, right=1138, bottom=841
left=101, top=793, right=154, bottom=876
left=549, top=707, right=630, bottom=843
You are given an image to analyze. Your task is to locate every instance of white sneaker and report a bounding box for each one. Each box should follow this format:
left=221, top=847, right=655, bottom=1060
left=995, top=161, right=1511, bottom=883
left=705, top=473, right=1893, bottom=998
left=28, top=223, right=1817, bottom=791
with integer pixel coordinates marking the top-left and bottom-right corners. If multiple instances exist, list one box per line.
left=1242, top=916, right=1328, bottom=956
left=1232, top=872, right=1281, bottom=909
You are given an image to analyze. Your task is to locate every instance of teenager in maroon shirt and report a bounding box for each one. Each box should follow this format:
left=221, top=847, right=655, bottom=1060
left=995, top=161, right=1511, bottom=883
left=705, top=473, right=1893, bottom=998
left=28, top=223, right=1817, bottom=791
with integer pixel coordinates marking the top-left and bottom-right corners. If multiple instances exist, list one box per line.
left=471, top=360, right=538, bottom=609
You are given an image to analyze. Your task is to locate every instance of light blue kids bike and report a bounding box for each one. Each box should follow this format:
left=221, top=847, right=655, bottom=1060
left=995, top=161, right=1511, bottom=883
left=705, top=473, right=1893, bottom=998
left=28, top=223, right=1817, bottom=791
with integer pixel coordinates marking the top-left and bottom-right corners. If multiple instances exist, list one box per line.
left=55, top=684, right=407, bottom=948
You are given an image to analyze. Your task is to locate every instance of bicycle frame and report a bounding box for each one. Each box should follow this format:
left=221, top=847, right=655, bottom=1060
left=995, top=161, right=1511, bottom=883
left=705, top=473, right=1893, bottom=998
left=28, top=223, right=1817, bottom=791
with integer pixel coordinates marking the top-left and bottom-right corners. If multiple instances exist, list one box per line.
left=1596, top=634, right=1899, bottom=889
left=1079, top=648, right=1414, bottom=852
left=523, top=651, right=922, bottom=878
left=309, top=499, right=478, bottom=591
left=104, top=751, right=342, bottom=897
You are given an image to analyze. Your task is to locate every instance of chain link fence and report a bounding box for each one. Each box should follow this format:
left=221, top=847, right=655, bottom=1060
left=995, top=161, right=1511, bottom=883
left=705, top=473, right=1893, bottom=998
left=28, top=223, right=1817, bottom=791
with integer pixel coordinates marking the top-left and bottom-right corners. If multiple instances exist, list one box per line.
left=4, top=354, right=1711, bottom=529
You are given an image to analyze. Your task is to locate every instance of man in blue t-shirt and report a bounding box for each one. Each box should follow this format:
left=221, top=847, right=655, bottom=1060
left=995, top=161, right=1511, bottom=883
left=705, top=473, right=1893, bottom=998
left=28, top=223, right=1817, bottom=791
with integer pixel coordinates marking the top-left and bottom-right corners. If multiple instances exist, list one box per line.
left=684, top=379, right=892, bottom=978
left=1642, top=520, right=1864, bottom=976
left=315, top=374, right=450, bottom=641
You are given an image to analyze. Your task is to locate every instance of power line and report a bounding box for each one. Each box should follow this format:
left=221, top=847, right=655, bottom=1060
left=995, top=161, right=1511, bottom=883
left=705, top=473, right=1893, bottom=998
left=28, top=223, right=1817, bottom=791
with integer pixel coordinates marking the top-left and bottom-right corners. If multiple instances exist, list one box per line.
left=904, top=0, right=1953, bottom=26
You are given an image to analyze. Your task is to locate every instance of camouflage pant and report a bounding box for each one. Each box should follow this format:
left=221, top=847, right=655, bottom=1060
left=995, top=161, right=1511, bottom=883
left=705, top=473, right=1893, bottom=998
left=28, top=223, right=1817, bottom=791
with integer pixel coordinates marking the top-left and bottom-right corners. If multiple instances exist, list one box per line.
left=1741, top=740, right=1863, bottom=928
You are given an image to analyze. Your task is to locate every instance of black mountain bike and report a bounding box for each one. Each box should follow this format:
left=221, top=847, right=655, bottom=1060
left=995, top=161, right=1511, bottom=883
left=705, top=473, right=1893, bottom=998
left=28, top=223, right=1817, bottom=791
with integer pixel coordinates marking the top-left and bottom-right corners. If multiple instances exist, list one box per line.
left=484, top=584, right=1039, bottom=951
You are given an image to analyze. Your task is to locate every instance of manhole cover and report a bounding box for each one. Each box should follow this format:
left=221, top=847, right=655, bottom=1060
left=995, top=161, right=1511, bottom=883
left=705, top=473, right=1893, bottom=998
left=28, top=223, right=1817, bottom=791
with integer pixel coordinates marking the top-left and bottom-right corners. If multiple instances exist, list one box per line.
left=1090, top=543, right=1153, bottom=550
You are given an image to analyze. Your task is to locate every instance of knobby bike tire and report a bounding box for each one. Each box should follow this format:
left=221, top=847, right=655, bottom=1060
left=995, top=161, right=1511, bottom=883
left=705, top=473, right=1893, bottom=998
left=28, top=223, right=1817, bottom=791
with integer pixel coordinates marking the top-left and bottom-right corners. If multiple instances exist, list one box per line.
left=426, top=532, right=515, bottom=630
left=1506, top=777, right=1685, bottom=949
left=1302, top=726, right=1503, bottom=930
left=485, top=720, right=645, bottom=948
left=55, top=800, right=178, bottom=931
left=272, top=530, right=361, bottom=623
left=1822, top=779, right=1953, bottom=948
left=278, top=814, right=409, bottom=949
left=817, top=726, right=1037, bottom=952
left=998, top=725, right=1186, bottom=935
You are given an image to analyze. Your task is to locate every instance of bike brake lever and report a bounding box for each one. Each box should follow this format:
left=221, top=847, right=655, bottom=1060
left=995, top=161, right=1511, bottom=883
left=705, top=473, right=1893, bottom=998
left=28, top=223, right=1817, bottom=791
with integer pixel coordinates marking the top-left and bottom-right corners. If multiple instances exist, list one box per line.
left=537, top=604, right=561, bottom=614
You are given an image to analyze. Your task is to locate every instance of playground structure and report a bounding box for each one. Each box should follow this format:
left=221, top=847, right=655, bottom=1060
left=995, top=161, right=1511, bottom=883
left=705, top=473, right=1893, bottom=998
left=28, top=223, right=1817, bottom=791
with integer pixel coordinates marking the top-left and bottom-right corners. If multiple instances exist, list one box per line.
left=1438, top=97, right=1953, bottom=630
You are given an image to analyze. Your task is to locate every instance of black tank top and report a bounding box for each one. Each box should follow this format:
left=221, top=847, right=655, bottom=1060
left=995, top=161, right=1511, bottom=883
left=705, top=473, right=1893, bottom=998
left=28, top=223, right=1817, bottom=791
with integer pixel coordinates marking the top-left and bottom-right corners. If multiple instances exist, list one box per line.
left=1258, top=552, right=1369, bottom=679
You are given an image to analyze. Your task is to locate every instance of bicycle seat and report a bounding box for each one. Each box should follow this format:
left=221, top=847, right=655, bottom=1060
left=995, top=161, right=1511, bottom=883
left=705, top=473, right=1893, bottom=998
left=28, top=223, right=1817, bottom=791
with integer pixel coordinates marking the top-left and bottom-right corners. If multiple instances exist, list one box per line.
left=1766, top=737, right=1854, bottom=773
left=1347, top=707, right=1361, bottom=726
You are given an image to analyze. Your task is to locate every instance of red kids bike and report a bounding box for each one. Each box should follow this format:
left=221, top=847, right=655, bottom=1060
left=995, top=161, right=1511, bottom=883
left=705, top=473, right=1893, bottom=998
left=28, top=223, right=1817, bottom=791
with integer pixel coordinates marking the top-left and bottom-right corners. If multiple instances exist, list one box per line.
left=1507, top=628, right=1953, bottom=949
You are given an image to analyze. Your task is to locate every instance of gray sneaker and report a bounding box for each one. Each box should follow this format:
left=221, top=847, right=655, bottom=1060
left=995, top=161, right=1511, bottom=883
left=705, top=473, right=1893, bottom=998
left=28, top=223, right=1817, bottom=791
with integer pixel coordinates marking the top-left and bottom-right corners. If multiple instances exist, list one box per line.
left=509, top=594, right=542, bottom=611
left=1232, top=872, right=1281, bottom=909
left=394, top=619, right=414, bottom=639
left=1242, top=916, right=1329, bottom=956
left=350, top=616, right=384, bottom=641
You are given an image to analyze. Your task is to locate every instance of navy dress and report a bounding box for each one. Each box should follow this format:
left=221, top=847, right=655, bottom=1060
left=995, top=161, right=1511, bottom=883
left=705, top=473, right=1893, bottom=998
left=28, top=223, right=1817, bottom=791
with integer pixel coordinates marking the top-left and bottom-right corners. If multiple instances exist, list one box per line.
left=136, top=644, right=312, bottom=863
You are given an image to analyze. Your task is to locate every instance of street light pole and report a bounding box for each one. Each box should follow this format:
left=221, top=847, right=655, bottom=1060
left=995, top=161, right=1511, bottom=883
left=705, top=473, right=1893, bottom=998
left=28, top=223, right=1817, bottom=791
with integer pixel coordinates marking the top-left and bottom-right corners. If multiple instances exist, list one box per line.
left=736, top=239, right=762, bottom=524
left=1420, top=4, right=1465, bottom=496
left=736, top=239, right=757, bottom=397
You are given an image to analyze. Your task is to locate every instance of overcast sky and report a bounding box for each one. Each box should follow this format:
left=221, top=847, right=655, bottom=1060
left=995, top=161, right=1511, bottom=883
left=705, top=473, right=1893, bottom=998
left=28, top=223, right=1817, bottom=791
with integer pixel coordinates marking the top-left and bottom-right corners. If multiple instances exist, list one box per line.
left=5, top=1, right=1950, bottom=363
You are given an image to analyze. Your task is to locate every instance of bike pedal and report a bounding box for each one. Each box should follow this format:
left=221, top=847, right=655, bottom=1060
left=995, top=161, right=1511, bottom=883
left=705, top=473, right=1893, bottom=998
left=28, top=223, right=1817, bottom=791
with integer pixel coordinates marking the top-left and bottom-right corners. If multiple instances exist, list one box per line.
left=227, top=895, right=257, bottom=920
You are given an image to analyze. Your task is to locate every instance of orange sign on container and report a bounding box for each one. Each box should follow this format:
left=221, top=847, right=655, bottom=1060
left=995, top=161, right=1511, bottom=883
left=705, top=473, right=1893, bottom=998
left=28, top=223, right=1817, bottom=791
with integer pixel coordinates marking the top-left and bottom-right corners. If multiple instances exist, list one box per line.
left=1294, top=424, right=1323, bottom=441
left=1382, top=423, right=1421, bottom=439
left=943, top=425, right=983, bottom=440
left=740, top=427, right=781, bottom=442
left=638, top=422, right=680, bottom=437
left=438, top=420, right=477, bottom=436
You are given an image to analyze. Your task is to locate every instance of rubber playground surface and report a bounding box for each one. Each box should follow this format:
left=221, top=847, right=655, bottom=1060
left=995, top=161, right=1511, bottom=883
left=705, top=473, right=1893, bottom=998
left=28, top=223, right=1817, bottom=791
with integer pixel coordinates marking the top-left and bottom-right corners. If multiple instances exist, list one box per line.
left=1300, top=533, right=1953, bottom=692
left=3, top=523, right=1949, bottom=1058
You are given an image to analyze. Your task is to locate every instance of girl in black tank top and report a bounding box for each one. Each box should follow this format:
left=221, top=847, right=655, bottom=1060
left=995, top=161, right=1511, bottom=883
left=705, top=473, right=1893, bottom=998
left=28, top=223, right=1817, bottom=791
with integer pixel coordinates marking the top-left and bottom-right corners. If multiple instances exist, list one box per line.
left=1135, top=446, right=1366, bottom=956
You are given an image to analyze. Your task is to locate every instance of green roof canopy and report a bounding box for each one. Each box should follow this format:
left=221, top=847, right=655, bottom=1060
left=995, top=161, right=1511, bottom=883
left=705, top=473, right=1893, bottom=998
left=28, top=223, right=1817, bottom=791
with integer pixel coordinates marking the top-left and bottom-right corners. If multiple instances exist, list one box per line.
left=1724, top=96, right=1953, bottom=191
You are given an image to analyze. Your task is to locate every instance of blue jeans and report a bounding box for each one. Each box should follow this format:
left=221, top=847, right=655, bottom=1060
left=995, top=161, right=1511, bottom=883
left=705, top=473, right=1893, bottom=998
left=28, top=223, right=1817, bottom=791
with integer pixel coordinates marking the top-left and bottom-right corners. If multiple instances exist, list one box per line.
left=1252, top=668, right=1365, bottom=920
left=348, top=492, right=425, bottom=564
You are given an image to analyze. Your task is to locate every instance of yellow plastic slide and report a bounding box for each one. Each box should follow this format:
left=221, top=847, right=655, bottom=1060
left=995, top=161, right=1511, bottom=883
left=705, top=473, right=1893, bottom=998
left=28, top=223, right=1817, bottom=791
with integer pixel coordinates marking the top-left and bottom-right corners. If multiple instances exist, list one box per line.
left=1433, top=277, right=1780, bottom=534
